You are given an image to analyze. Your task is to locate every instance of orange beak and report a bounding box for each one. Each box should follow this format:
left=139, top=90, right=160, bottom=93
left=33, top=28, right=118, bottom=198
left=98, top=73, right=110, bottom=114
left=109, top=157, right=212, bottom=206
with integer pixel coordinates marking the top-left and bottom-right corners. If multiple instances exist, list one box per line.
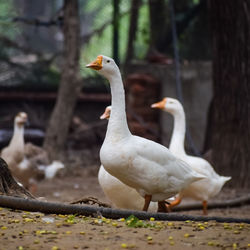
left=86, top=55, right=103, bottom=70
left=100, top=107, right=111, bottom=120
left=151, top=98, right=167, bottom=110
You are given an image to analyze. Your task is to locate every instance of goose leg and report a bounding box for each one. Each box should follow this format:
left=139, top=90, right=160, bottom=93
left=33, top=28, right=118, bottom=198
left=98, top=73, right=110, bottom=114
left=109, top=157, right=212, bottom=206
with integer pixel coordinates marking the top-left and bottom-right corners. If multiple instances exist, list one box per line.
left=202, top=200, right=208, bottom=215
left=158, top=201, right=168, bottom=213
left=166, top=197, right=182, bottom=212
left=143, top=194, right=152, bottom=211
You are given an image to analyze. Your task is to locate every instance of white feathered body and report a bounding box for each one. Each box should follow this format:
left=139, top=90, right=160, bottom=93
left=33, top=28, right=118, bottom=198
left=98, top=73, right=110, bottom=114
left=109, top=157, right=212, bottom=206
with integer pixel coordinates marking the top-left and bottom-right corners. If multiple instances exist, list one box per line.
left=100, top=134, right=204, bottom=202
left=98, top=165, right=158, bottom=211
left=176, top=154, right=231, bottom=201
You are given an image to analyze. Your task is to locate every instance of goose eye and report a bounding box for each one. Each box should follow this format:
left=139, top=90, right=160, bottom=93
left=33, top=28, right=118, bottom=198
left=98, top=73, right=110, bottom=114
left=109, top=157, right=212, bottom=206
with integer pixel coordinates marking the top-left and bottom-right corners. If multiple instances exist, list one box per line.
left=107, top=60, right=110, bottom=63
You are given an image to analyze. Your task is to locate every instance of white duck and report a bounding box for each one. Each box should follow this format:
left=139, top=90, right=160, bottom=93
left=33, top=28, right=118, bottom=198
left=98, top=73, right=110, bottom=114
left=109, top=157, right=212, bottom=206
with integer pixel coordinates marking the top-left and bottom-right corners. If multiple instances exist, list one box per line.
left=86, top=55, right=204, bottom=212
left=1, top=112, right=64, bottom=191
left=151, top=97, right=231, bottom=214
left=1, top=112, right=27, bottom=171
left=98, top=106, right=158, bottom=211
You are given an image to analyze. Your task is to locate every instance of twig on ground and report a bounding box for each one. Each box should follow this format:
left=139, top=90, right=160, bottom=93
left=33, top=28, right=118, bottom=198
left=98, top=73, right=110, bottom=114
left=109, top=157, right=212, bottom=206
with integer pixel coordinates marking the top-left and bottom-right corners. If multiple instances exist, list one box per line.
left=70, top=196, right=111, bottom=208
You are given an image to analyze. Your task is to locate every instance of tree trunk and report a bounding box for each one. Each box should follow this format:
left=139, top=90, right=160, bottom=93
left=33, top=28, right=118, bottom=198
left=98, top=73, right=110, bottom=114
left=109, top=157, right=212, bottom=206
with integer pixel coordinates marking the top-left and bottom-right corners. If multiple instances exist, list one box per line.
left=43, top=0, right=81, bottom=160
left=124, top=0, right=141, bottom=68
left=0, top=158, right=34, bottom=199
left=209, top=0, right=250, bottom=187
left=148, top=0, right=167, bottom=51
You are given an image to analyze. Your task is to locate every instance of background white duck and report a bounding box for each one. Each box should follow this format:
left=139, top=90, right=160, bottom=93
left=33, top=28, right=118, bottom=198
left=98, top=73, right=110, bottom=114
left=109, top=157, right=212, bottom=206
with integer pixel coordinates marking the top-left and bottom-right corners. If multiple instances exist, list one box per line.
left=86, top=55, right=204, bottom=212
left=98, top=106, right=158, bottom=211
left=1, top=112, right=27, bottom=169
left=0, top=112, right=64, bottom=191
left=151, top=97, right=231, bottom=214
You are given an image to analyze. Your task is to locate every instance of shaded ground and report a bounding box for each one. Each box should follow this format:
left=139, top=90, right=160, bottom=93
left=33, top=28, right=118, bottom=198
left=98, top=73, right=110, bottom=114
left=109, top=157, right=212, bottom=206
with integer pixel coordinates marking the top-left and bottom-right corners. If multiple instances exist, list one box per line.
left=0, top=163, right=250, bottom=250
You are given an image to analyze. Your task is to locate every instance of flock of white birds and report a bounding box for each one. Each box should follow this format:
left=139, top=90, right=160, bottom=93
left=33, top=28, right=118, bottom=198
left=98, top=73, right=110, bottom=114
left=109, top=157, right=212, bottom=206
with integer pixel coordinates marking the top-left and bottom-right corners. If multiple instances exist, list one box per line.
left=87, top=55, right=231, bottom=214
left=0, top=55, right=231, bottom=215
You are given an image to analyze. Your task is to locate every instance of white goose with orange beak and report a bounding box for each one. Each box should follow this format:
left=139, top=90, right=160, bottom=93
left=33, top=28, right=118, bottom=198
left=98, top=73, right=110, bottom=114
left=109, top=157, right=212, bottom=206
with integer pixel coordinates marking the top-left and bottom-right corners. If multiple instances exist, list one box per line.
left=86, top=55, right=204, bottom=212
left=98, top=106, right=158, bottom=211
left=152, top=97, right=231, bottom=214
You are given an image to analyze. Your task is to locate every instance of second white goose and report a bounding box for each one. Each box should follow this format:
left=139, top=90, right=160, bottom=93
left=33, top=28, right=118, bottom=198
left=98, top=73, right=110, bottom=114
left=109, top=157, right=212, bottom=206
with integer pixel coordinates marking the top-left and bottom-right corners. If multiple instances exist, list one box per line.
left=98, top=106, right=158, bottom=211
left=151, top=97, right=231, bottom=214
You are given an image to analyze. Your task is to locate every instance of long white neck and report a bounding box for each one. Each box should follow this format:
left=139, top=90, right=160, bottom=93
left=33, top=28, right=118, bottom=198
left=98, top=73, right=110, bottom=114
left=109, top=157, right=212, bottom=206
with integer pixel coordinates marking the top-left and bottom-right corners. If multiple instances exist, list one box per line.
left=169, top=107, right=186, bottom=156
left=9, top=123, right=25, bottom=150
left=105, top=71, right=131, bottom=141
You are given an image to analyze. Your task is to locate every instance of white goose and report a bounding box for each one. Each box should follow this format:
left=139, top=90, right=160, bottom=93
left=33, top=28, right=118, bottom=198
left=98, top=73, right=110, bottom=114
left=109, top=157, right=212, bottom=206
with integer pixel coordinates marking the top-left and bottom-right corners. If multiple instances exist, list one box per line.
left=86, top=55, right=204, bottom=212
left=98, top=106, right=158, bottom=211
left=1, top=112, right=27, bottom=170
left=1, top=112, right=64, bottom=191
left=151, top=97, right=231, bottom=214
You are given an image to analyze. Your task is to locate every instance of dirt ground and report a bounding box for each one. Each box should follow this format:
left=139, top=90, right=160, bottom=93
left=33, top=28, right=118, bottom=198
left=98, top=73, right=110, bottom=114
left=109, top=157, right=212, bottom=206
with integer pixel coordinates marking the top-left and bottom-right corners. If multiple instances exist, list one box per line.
left=0, top=162, right=250, bottom=250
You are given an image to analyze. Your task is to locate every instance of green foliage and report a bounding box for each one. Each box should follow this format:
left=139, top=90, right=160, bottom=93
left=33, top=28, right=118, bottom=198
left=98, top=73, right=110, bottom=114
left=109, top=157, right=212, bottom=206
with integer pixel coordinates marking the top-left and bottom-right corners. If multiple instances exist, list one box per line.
left=125, top=215, right=154, bottom=228
left=80, top=23, right=112, bottom=78
left=65, top=214, right=78, bottom=224
left=0, top=0, right=20, bottom=39
left=80, top=0, right=130, bottom=78
left=119, top=11, right=129, bottom=62
left=80, top=0, right=112, bottom=77
left=134, top=4, right=150, bottom=59
left=193, top=0, right=200, bottom=4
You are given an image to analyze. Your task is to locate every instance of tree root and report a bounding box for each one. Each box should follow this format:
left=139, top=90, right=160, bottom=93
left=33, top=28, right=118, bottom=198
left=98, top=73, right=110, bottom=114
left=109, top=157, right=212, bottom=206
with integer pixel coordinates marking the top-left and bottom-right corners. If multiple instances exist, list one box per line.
left=0, top=195, right=250, bottom=224
left=0, top=158, right=35, bottom=199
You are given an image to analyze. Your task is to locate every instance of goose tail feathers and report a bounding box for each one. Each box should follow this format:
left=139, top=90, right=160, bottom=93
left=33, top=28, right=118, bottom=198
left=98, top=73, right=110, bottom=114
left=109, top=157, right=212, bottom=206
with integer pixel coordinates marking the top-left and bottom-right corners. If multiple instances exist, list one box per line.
left=221, top=176, right=231, bottom=184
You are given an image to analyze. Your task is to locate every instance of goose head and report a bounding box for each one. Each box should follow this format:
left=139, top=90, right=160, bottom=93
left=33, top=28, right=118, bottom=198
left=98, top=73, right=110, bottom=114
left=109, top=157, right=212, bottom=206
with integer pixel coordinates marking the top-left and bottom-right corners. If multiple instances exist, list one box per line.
left=15, top=112, right=28, bottom=128
left=86, top=55, right=119, bottom=80
left=151, top=97, right=183, bottom=115
left=100, top=106, right=111, bottom=120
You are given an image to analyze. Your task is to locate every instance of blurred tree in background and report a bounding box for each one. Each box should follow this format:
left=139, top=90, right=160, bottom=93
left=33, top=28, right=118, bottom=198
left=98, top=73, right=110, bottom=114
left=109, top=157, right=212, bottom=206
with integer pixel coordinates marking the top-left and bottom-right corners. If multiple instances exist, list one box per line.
left=43, top=0, right=81, bottom=159
left=124, top=0, right=142, bottom=67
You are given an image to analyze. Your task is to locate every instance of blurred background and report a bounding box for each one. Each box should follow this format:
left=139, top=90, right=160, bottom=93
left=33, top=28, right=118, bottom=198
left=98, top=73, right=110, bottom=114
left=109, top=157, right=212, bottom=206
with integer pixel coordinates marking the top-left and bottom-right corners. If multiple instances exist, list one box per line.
left=0, top=0, right=249, bottom=188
